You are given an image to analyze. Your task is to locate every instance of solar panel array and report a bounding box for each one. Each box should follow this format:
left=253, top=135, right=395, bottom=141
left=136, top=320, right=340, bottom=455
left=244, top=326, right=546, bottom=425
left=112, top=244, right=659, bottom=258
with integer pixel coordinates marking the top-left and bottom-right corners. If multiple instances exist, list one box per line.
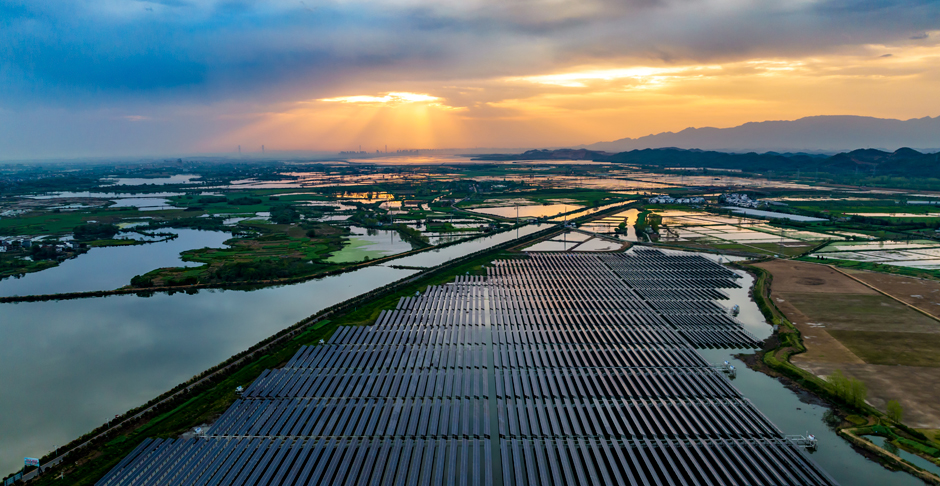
left=99, top=249, right=836, bottom=486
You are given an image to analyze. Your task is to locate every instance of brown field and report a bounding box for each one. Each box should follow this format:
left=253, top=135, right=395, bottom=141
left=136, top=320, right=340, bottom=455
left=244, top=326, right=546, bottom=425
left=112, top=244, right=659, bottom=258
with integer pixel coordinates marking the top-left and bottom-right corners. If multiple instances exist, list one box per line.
left=756, top=259, right=940, bottom=428
left=796, top=361, right=940, bottom=428
left=826, top=331, right=940, bottom=367
left=784, top=293, right=940, bottom=333
left=845, top=268, right=940, bottom=319
left=759, top=260, right=875, bottom=294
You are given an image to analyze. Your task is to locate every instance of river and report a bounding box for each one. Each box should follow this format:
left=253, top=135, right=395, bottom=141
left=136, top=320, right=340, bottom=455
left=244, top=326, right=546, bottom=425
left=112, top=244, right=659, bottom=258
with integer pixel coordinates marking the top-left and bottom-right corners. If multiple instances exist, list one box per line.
left=0, top=224, right=550, bottom=475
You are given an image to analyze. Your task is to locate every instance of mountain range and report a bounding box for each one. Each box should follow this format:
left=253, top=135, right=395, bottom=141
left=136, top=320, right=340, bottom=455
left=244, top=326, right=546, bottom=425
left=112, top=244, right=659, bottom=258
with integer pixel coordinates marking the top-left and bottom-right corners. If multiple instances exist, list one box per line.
left=581, top=115, right=940, bottom=153
left=475, top=146, right=940, bottom=178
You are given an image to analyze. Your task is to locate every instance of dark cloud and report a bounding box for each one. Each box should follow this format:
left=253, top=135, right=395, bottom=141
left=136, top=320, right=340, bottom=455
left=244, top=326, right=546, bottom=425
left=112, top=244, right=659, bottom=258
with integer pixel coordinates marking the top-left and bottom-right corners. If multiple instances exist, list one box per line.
left=0, top=0, right=938, bottom=109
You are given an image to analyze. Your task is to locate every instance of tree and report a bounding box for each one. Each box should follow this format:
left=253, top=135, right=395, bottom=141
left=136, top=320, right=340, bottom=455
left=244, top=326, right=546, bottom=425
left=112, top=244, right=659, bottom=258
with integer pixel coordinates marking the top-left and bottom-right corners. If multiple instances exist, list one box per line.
left=827, top=369, right=868, bottom=408
left=887, top=400, right=903, bottom=423
left=827, top=370, right=848, bottom=399
left=848, top=378, right=868, bottom=408
left=270, top=204, right=300, bottom=224
left=648, top=213, right=662, bottom=233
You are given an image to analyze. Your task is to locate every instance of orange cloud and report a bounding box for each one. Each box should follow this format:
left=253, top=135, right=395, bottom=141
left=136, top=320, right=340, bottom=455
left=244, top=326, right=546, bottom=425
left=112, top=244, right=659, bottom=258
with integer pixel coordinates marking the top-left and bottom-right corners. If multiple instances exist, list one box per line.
left=205, top=37, right=940, bottom=152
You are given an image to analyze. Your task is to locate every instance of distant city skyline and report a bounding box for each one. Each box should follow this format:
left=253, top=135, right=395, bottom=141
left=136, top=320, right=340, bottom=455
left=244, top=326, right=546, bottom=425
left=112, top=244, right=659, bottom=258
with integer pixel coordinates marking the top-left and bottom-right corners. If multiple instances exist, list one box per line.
left=2, top=0, right=939, bottom=159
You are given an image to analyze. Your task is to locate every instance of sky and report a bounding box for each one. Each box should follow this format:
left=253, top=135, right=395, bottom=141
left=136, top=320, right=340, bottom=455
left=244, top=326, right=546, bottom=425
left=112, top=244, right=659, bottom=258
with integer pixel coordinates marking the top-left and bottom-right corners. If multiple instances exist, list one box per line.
left=1, top=0, right=939, bottom=159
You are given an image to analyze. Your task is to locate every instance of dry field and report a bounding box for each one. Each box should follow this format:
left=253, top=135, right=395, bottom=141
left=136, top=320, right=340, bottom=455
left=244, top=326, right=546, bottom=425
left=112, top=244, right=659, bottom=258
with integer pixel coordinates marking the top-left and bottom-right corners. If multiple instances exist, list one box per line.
left=845, top=268, right=940, bottom=319
left=756, top=260, right=940, bottom=428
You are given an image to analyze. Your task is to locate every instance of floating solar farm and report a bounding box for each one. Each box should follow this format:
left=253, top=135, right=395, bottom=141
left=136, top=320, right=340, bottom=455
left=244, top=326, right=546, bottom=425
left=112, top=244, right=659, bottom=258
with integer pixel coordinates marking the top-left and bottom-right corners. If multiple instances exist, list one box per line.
left=98, top=249, right=836, bottom=485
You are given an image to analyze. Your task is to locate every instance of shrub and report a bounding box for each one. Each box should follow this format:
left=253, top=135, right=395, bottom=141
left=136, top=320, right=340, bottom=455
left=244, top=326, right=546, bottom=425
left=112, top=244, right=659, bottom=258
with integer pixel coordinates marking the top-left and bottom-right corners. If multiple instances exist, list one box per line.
left=73, top=223, right=120, bottom=241
left=271, top=205, right=300, bottom=224
left=227, top=197, right=263, bottom=206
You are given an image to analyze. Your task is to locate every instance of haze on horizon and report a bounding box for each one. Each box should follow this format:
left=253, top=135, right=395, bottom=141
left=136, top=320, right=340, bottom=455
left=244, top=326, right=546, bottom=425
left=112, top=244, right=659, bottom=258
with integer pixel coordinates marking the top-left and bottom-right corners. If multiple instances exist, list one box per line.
left=1, top=0, right=939, bottom=159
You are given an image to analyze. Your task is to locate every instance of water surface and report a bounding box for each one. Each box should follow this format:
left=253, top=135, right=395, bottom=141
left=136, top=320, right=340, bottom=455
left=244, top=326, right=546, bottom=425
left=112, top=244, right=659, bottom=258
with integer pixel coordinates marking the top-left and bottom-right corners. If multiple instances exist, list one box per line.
left=326, top=226, right=413, bottom=263
left=468, top=204, right=580, bottom=219
left=0, top=229, right=231, bottom=297
left=863, top=435, right=940, bottom=476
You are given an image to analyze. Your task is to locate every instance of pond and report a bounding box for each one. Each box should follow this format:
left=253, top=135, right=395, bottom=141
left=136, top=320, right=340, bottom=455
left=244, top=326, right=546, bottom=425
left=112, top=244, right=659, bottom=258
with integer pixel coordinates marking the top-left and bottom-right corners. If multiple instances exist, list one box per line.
left=0, top=224, right=550, bottom=475
left=581, top=208, right=641, bottom=241
left=862, top=435, right=940, bottom=476
left=0, top=229, right=232, bottom=297
left=570, top=237, right=621, bottom=251
left=468, top=203, right=581, bottom=219
left=27, top=191, right=183, bottom=200
left=724, top=207, right=828, bottom=222
left=107, top=197, right=174, bottom=211
left=326, top=226, right=415, bottom=263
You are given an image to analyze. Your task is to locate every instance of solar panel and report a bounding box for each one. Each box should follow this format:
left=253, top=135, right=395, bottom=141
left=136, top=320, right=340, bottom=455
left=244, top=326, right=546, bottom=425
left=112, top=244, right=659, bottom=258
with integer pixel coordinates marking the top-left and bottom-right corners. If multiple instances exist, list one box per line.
left=99, top=250, right=835, bottom=485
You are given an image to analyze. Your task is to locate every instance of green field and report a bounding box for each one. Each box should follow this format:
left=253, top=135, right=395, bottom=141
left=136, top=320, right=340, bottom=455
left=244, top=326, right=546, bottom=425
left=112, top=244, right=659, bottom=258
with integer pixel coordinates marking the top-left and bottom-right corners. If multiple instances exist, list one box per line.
left=133, top=222, right=348, bottom=287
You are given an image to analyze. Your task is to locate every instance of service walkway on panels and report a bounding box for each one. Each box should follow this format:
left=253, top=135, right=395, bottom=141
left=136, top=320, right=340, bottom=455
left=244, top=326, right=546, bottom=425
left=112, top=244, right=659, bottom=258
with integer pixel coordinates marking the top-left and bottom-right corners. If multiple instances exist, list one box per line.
left=98, top=249, right=836, bottom=486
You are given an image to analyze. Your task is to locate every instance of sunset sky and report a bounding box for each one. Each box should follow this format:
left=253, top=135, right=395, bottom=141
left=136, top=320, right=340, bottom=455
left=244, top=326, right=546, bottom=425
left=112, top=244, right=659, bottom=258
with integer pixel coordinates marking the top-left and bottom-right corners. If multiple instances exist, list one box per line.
left=1, top=0, right=938, bottom=158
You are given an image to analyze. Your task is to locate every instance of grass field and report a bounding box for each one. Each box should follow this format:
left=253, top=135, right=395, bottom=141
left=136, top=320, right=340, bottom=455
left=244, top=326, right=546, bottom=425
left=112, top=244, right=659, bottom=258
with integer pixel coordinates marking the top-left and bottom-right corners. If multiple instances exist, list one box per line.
left=0, top=208, right=148, bottom=236
left=135, top=222, right=347, bottom=286
left=0, top=253, right=57, bottom=279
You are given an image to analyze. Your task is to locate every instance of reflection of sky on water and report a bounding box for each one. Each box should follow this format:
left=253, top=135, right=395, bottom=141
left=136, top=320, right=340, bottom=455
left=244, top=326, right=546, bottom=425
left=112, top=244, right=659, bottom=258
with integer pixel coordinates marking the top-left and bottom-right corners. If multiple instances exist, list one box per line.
left=522, top=240, right=578, bottom=251
left=27, top=191, right=183, bottom=200
left=469, top=204, right=580, bottom=218
left=109, top=197, right=173, bottom=210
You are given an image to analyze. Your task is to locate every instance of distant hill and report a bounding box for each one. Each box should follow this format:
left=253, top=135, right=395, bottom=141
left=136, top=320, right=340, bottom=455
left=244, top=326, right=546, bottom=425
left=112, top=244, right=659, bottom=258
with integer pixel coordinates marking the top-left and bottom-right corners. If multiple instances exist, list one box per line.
left=475, top=147, right=940, bottom=178
left=582, top=116, right=940, bottom=153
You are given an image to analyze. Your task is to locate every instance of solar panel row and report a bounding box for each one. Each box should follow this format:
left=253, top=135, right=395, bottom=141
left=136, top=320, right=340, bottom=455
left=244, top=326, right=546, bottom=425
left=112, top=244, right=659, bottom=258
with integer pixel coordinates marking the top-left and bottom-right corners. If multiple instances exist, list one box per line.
left=98, top=249, right=835, bottom=485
